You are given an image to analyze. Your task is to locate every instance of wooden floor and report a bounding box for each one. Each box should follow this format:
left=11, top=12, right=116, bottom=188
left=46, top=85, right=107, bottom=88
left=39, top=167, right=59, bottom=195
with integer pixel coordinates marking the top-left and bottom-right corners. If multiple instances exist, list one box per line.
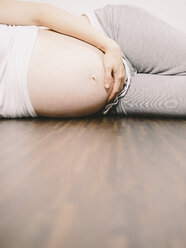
left=0, top=115, right=186, bottom=248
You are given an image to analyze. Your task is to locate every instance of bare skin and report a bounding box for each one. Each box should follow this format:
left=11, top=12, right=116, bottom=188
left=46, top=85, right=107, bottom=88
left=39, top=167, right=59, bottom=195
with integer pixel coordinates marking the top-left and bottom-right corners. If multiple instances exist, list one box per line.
left=27, top=15, right=112, bottom=118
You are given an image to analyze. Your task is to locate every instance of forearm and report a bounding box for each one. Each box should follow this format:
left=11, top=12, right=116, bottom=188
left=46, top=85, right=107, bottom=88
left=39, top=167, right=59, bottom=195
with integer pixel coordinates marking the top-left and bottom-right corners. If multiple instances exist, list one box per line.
left=0, top=1, right=117, bottom=52
left=0, top=0, right=121, bottom=54
left=35, top=3, right=118, bottom=53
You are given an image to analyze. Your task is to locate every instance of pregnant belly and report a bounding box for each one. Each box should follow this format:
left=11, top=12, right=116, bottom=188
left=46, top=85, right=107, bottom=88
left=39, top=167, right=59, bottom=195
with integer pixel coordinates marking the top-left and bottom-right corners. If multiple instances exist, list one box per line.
left=27, top=28, right=110, bottom=117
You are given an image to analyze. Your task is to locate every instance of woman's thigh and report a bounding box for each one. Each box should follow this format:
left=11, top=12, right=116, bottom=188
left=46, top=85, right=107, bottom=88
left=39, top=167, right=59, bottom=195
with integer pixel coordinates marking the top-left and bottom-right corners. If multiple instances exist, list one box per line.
left=110, top=73, right=186, bottom=117
left=94, top=4, right=186, bottom=75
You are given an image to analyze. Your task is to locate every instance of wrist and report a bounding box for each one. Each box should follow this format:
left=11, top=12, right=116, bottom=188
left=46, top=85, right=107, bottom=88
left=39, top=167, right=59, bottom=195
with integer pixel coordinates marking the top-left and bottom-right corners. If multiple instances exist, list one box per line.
left=104, top=39, right=121, bottom=53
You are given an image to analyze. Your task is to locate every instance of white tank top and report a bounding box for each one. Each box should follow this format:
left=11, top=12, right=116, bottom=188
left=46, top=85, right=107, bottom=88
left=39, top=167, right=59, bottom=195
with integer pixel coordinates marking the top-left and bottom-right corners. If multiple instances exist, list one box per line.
left=0, top=24, right=38, bottom=118
left=0, top=25, right=12, bottom=84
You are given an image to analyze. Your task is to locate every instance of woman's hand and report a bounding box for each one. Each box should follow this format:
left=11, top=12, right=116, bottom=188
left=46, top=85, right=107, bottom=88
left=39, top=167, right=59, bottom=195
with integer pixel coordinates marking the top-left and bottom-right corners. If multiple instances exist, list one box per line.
left=103, top=43, right=126, bottom=103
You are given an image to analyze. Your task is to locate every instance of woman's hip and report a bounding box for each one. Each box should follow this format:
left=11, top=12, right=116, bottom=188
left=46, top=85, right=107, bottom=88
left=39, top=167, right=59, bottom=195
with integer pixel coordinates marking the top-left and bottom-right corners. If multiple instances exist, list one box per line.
left=94, top=4, right=186, bottom=75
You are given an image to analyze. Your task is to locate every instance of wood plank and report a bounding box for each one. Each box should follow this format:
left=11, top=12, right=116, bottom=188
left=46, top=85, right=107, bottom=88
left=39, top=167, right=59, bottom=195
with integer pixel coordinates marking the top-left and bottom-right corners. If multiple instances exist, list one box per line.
left=0, top=116, right=186, bottom=248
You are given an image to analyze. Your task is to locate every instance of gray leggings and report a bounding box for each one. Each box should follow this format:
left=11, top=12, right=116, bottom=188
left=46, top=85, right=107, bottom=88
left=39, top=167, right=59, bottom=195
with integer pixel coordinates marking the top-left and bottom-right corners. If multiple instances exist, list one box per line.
left=94, top=4, right=186, bottom=117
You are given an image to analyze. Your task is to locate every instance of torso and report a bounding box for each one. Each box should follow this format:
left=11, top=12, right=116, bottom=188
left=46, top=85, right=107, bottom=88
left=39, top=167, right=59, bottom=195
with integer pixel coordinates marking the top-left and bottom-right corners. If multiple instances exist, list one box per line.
left=27, top=15, right=108, bottom=117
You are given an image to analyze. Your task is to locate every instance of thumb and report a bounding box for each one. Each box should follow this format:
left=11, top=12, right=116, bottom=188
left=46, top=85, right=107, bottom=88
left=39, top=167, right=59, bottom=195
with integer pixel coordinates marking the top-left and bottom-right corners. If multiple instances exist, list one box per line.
left=104, top=66, right=113, bottom=89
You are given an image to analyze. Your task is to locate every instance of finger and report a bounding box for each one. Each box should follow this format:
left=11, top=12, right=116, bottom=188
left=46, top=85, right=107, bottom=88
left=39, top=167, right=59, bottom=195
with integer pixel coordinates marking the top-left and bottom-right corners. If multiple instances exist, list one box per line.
left=104, top=66, right=113, bottom=89
left=114, top=66, right=125, bottom=91
left=120, top=74, right=126, bottom=89
left=120, top=65, right=126, bottom=87
left=107, top=75, right=121, bottom=102
left=107, top=68, right=126, bottom=102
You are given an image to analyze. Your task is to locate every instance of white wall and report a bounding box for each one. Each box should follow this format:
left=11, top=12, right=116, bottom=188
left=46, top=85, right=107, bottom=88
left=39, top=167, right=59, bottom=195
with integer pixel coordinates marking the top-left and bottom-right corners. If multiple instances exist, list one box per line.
left=124, top=0, right=186, bottom=33
left=24, top=0, right=186, bottom=33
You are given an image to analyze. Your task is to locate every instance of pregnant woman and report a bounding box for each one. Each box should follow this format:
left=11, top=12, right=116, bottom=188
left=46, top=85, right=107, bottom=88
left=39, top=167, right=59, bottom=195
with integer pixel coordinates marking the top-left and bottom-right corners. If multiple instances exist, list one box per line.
left=0, top=1, right=186, bottom=119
